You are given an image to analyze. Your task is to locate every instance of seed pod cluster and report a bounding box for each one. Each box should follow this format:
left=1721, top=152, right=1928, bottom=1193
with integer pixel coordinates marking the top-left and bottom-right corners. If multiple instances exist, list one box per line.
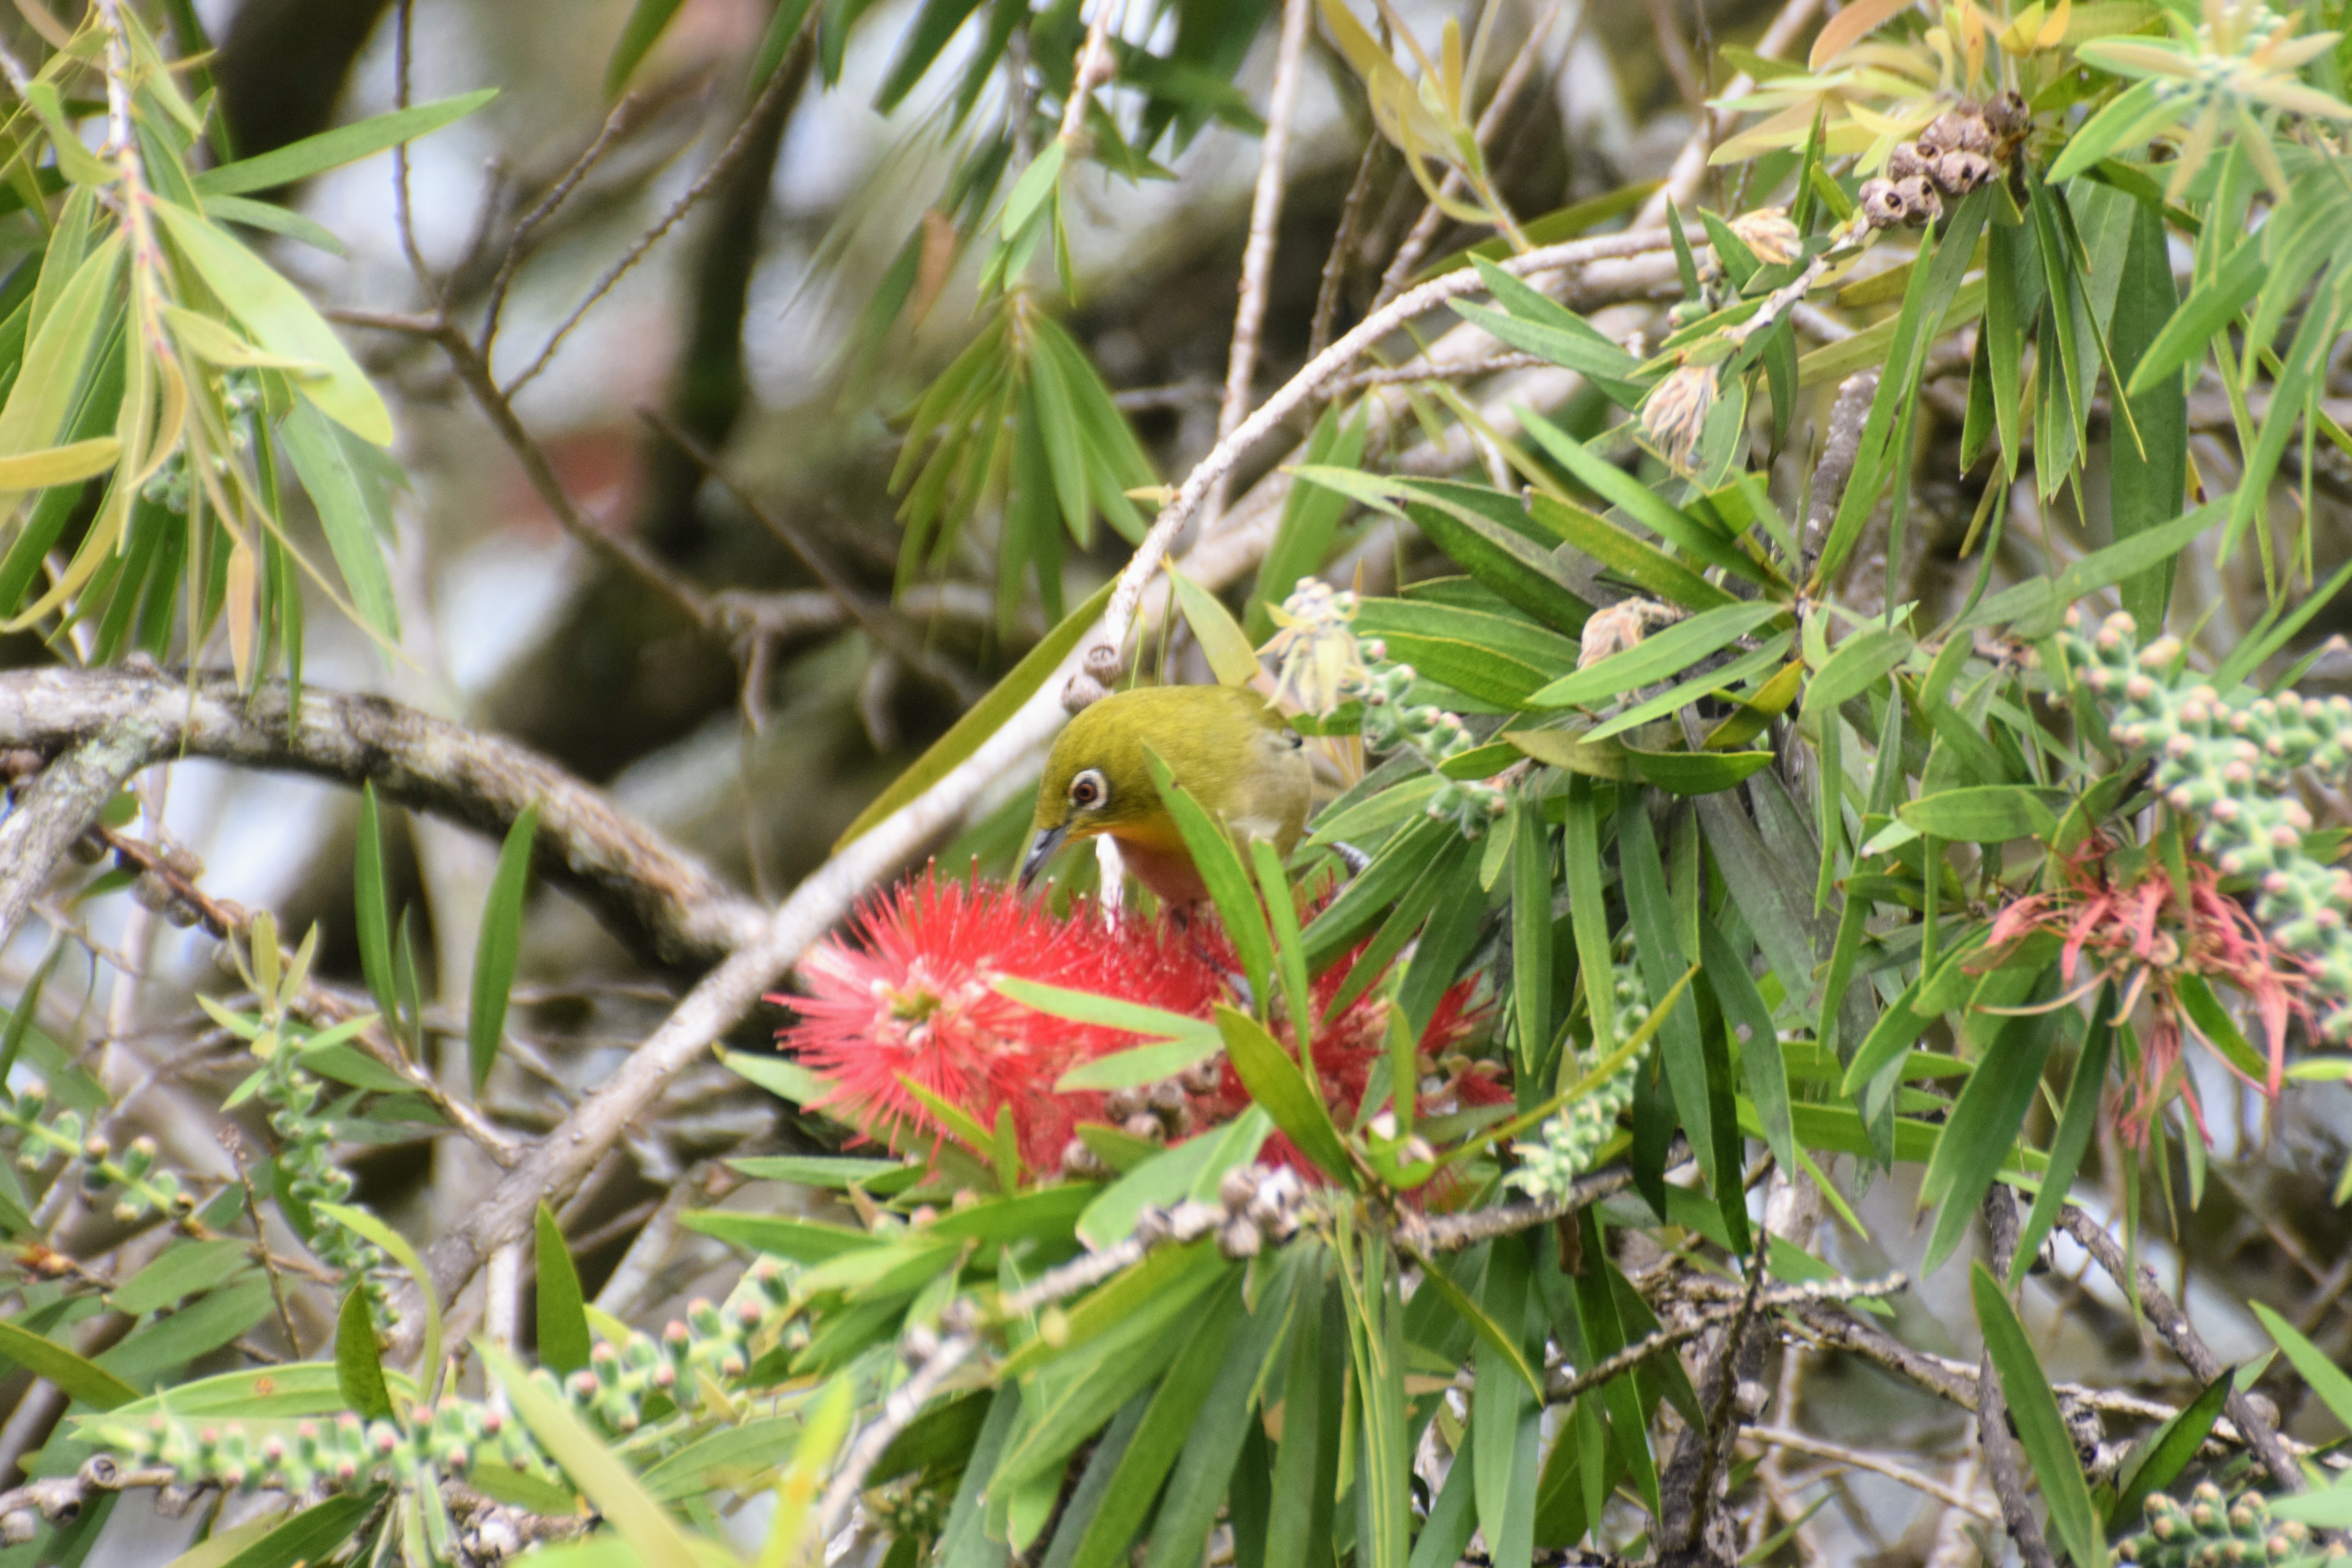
left=1060, top=1056, right=1229, bottom=1178
left=2066, top=608, right=2352, bottom=1036
left=1212, top=1161, right=1307, bottom=1258
left=1857, top=93, right=2028, bottom=228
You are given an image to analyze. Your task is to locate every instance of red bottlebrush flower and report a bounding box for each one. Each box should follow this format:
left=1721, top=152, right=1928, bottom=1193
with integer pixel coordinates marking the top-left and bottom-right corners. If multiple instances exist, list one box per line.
left=773, top=867, right=1495, bottom=1183
left=1980, top=835, right=2310, bottom=1142
left=772, top=869, right=1230, bottom=1178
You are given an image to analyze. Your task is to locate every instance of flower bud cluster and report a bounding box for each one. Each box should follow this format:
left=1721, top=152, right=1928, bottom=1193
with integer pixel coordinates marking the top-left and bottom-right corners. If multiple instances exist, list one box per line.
left=2, top=1085, right=197, bottom=1224
left=867, top=1475, right=949, bottom=1543
left=1857, top=94, right=2027, bottom=229
left=1505, top=962, right=1647, bottom=1202
left=2065, top=609, right=2352, bottom=1036
left=1212, top=1161, right=1308, bottom=1258
left=2121, top=1482, right=2337, bottom=1566
left=548, top=1257, right=796, bottom=1433
left=1268, top=581, right=1506, bottom=838
left=103, top=1408, right=476, bottom=1497
left=95, top=1259, right=800, bottom=1501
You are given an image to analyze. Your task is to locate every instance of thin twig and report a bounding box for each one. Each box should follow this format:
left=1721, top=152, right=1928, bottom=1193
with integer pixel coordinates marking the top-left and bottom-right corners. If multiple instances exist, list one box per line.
left=478, top=96, right=639, bottom=354
left=1056, top=8, right=1118, bottom=143
left=1372, top=7, right=1556, bottom=310
left=1309, top=135, right=1384, bottom=364
left=392, top=0, right=436, bottom=298
left=2056, top=1202, right=2303, bottom=1492
left=222, top=1131, right=304, bottom=1359
left=1543, top=1274, right=1911, bottom=1408
left=1977, top=1187, right=2059, bottom=1568
left=1210, top=0, right=1314, bottom=517
left=1327, top=351, right=1551, bottom=396
left=502, top=65, right=800, bottom=397
left=1742, top=1427, right=1998, bottom=1522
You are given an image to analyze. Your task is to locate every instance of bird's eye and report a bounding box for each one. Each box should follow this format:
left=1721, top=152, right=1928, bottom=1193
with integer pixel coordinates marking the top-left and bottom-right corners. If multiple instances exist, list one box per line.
left=1068, top=769, right=1107, bottom=810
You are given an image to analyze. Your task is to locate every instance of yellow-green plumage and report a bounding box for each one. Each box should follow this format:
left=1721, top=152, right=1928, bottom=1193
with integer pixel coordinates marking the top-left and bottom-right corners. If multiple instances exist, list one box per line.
left=1024, top=686, right=1312, bottom=907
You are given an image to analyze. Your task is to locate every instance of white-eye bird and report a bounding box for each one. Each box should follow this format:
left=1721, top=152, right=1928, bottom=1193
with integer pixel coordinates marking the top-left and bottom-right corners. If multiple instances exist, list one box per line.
left=1020, top=685, right=1314, bottom=907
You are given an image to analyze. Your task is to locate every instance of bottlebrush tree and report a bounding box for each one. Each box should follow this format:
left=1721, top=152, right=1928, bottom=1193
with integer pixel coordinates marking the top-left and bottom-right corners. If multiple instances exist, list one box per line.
left=3, top=0, right=2352, bottom=1565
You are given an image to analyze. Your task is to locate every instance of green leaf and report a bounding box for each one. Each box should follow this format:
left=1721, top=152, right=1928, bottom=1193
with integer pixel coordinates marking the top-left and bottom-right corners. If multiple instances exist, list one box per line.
left=1406, top=1247, right=1541, bottom=1396
left=1808, top=627, right=1912, bottom=710
left=279, top=397, right=401, bottom=642
left=535, top=1203, right=592, bottom=1376
left=314, top=1202, right=441, bottom=1387
left=1920, top=1007, right=2058, bottom=1274
left=606, top=0, right=689, bottom=96
left=1397, top=487, right=1593, bottom=634
left=212, top=1494, right=382, bottom=1568
left=353, top=784, right=397, bottom=1025
left=1897, top=785, right=2063, bottom=843
left=1621, top=746, right=1775, bottom=795
left=2174, top=973, right=2273, bottom=1085
left=1959, top=494, right=2226, bottom=636
left=2109, top=1368, right=2231, bottom=1531
left=1530, top=601, right=1785, bottom=709
left=1700, top=916, right=1793, bottom=1177
left=1138, top=1254, right=1303, bottom=1568
left=98, top=1281, right=277, bottom=1388
left=1077, top=1109, right=1270, bottom=1249
left=1973, top=1263, right=2108, bottom=1568
left=1525, top=493, right=1736, bottom=611
left=1472, top=1239, right=1541, bottom=1568
left=205, top=194, right=350, bottom=256
left=1251, top=837, right=1314, bottom=1054
left=469, top=802, right=540, bottom=1096
left=2270, top=1483, right=2352, bottom=1528
left=0, top=1318, right=138, bottom=1410
left=110, top=1240, right=252, bottom=1316
left=151, top=203, right=393, bottom=446
left=2011, top=993, right=2115, bottom=1289
left=334, top=1285, right=393, bottom=1421
left=1517, top=409, right=1774, bottom=586
left=1146, top=751, right=1275, bottom=1010
left=485, top=1342, right=705, bottom=1568
left=1053, top=1034, right=1225, bottom=1091
left=1217, top=1005, right=1355, bottom=1184
left=194, top=90, right=500, bottom=196
left=679, top=1211, right=875, bottom=1261
left=836, top=578, right=1114, bottom=850
left=719, top=1046, right=833, bottom=1106
left=2250, top=1301, right=2352, bottom=1435
left=1168, top=569, right=1261, bottom=686
left=1264, top=1278, right=1343, bottom=1568
left=1563, top=776, right=1616, bottom=1062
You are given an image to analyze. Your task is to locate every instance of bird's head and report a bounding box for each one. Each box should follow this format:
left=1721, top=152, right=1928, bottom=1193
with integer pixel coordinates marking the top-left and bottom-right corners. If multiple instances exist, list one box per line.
left=1020, top=694, right=1170, bottom=887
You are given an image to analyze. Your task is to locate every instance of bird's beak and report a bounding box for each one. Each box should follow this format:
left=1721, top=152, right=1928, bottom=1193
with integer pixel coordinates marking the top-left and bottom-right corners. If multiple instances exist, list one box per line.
left=1019, top=824, right=1069, bottom=889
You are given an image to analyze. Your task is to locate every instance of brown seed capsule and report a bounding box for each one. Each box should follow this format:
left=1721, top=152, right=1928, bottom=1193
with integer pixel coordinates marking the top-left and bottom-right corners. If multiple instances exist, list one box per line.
left=1061, top=1138, right=1107, bottom=1179
left=1887, top=141, right=1928, bottom=181
left=1218, top=1218, right=1264, bottom=1259
left=1180, top=1058, right=1223, bottom=1094
left=1894, top=175, right=1943, bottom=223
left=1935, top=149, right=1993, bottom=193
left=132, top=872, right=176, bottom=912
left=1148, top=1081, right=1189, bottom=1116
left=69, top=833, right=108, bottom=865
left=1104, top=1088, right=1147, bottom=1122
left=1219, top=1167, right=1258, bottom=1212
left=1123, top=1112, right=1166, bottom=1143
left=1984, top=90, right=2029, bottom=142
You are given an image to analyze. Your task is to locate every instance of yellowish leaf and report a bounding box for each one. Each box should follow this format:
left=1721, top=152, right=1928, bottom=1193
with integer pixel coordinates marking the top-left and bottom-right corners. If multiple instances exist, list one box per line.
left=225, top=537, right=257, bottom=686
left=1811, top=0, right=1921, bottom=69
left=164, top=304, right=324, bottom=372
left=0, top=436, right=119, bottom=488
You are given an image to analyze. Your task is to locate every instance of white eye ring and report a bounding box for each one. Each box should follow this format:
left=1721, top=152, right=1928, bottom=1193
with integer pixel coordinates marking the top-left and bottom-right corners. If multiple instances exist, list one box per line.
left=1068, top=768, right=1108, bottom=810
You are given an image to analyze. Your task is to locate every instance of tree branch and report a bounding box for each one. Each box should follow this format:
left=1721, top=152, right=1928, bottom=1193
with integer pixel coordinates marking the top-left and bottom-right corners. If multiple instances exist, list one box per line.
left=1978, top=1186, right=2059, bottom=1568
left=0, top=666, right=763, bottom=967
left=2055, top=1201, right=2304, bottom=1493
left=0, top=719, right=166, bottom=948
